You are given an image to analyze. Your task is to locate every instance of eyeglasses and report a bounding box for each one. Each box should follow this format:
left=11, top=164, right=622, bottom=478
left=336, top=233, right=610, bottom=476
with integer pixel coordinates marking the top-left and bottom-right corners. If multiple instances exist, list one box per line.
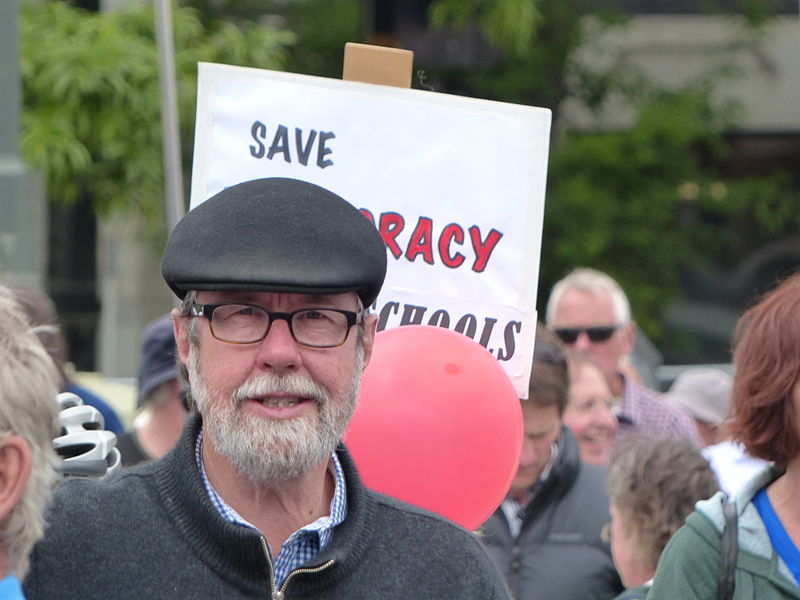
left=190, top=303, right=361, bottom=348
left=569, top=395, right=622, bottom=416
left=553, top=325, right=620, bottom=345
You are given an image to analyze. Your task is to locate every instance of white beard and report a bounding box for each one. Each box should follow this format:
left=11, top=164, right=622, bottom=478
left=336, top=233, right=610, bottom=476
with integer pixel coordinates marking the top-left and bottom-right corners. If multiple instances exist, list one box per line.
left=189, top=343, right=364, bottom=482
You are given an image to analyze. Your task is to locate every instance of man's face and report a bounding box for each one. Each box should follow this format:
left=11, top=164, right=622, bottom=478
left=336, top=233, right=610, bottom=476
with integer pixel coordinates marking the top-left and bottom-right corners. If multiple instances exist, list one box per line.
left=174, top=290, right=376, bottom=482
left=550, top=288, right=634, bottom=387
left=509, top=401, right=561, bottom=501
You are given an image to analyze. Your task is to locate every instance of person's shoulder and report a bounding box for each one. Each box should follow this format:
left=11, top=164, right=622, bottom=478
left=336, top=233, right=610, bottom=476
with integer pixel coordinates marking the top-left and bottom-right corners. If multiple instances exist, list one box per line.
left=49, top=463, right=156, bottom=520
left=366, top=490, right=496, bottom=556
left=612, top=585, right=649, bottom=600
left=362, top=490, right=511, bottom=598
left=369, top=490, right=474, bottom=534
left=657, top=494, right=727, bottom=563
left=626, top=379, right=663, bottom=400
left=568, top=460, right=610, bottom=503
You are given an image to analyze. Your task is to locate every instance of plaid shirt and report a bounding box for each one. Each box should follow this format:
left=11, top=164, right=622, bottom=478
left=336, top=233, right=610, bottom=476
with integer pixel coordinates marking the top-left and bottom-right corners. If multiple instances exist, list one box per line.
left=616, top=373, right=701, bottom=446
left=195, top=431, right=347, bottom=589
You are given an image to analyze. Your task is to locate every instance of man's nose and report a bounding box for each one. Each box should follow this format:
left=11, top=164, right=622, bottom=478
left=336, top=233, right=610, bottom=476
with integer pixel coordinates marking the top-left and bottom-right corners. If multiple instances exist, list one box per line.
left=518, top=440, right=536, bottom=467
left=255, top=318, right=302, bottom=372
left=573, top=331, right=592, bottom=351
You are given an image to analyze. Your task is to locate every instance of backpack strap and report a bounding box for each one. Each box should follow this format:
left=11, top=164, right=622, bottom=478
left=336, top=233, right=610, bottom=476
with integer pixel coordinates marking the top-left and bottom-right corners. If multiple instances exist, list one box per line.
left=717, top=497, right=739, bottom=600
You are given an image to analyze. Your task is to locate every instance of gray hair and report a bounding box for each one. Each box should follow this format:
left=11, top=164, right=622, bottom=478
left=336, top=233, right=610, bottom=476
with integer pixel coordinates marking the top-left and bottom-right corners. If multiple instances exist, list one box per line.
left=607, top=436, right=719, bottom=571
left=0, top=287, right=60, bottom=578
left=545, top=268, right=631, bottom=325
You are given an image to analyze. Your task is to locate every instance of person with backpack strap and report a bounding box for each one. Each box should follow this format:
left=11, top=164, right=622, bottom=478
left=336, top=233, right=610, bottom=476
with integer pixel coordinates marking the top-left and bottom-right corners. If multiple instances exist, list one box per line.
left=648, top=275, right=800, bottom=600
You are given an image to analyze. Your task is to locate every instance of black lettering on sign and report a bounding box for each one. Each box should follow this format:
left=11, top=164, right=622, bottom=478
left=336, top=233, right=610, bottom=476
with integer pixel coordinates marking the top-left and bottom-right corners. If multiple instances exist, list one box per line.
left=248, top=121, right=335, bottom=169
left=374, top=300, right=525, bottom=362
left=267, top=125, right=290, bottom=162
left=399, top=304, right=427, bottom=326
left=497, top=321, right=521, bottom=361
left=249, top=121, right=267, bottom=158
left=377, top=301, right=399, bottom=331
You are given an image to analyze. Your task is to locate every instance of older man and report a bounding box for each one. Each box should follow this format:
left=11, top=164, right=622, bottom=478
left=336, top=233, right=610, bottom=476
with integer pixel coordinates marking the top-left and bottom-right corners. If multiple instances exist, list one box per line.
left=25, top=178, right=509, bottom=599
left=0, top=288, right=60, bottom=599
left=546, top=268, right=699, bottom=445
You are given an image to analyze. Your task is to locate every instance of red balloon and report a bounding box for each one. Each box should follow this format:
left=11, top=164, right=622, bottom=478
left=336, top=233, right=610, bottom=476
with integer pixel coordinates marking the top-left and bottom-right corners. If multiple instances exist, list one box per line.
left=344, top=325, right=523, bottom=530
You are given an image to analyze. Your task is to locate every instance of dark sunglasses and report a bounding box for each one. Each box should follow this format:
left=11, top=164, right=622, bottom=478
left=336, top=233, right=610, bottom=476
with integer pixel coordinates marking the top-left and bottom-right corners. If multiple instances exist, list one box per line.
left=553, top=325, right=619, bottom=345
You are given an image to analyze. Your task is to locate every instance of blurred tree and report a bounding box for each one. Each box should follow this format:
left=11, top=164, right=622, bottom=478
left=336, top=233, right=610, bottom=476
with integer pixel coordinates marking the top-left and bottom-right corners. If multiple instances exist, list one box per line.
left=21, top=0, right=798, bottom=354
left=263, top=0, right=797, bottom=349
left=427, top=0, right=797, bottom=342
left=19, top=0, right=293, bottom=237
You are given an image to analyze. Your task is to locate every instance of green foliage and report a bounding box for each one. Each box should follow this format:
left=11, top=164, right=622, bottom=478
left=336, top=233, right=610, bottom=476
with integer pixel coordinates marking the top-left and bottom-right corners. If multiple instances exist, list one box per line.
left=20, top=0, right=293, bottom=236
left=542, top=87, right=731, bottom=335
left=429, top=0, right=542, bottom=57
left=276, top=0, right=362, bottom=79
left=426, top=0, right=795, bottom=347
left=427, top=0, right=585, bottom=109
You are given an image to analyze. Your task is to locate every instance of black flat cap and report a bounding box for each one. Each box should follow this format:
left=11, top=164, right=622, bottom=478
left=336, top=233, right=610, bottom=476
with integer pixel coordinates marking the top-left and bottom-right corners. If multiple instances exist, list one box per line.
left=161, top=178, right=387, bottom=305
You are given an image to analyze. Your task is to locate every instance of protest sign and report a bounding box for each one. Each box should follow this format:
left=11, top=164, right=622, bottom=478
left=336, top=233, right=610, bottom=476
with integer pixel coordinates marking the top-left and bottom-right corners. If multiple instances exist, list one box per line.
left=190, top=62, right=551, bottom=398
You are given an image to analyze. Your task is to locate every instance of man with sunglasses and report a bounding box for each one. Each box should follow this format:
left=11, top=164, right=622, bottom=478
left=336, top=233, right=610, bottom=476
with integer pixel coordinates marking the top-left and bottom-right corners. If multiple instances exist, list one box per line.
left=25, top=178, right=510, bottom=600
left=546, top=268, right=699, bottom=445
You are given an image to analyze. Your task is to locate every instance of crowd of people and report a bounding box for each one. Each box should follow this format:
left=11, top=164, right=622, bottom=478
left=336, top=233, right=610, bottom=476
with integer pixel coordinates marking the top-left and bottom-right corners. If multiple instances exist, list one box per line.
left=0, top=176, right=798, bottom=599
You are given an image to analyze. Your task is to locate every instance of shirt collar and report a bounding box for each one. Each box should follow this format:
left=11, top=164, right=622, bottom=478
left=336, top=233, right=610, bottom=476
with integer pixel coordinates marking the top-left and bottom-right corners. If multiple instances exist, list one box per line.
left=194, top=428, right=347, bottom=539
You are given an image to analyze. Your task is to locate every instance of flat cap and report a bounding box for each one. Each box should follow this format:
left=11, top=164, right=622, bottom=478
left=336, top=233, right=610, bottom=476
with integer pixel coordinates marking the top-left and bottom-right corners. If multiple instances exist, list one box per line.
left=161, top=178, right=387, bottom=306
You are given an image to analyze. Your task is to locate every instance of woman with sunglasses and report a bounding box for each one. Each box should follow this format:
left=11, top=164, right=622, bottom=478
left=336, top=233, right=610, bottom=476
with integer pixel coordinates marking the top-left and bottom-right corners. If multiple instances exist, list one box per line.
left=648, top=274, right=800, bottom=600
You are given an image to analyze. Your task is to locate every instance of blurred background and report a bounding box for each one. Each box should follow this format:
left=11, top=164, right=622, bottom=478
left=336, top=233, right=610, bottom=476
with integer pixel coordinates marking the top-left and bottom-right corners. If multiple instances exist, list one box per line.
left=3, top=0, right=799, bottom=419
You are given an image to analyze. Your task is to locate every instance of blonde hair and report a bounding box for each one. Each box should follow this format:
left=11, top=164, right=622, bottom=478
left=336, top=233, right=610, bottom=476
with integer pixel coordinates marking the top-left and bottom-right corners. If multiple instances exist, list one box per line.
left=0, top=286, right=59, bottom=578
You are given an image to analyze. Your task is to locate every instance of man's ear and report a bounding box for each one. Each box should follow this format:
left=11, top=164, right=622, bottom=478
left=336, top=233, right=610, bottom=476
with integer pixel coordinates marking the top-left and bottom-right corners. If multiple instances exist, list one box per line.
left=172, top=308, right=191, bottom=365
left=361, top=314, right=378, bottom=367
left=0, top=436, right=32, bottom=523
left=620, top=321, right=637, bottom=356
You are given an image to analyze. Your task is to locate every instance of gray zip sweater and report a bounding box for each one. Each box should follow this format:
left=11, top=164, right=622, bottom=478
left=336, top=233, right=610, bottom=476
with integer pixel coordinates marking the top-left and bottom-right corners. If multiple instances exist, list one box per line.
left=25, top=415, right=510, bottom=599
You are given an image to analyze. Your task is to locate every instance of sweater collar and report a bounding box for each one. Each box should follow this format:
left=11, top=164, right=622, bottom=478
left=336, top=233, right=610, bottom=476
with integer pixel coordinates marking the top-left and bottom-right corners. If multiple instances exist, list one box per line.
left=153, top=414, right=376, bottom=594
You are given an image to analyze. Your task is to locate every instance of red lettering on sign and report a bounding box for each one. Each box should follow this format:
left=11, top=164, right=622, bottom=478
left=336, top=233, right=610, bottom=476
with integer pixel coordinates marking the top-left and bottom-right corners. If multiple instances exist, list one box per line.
left=379, top=212, right=405, bottom=259
left=470, top=227, right=503, bottom=273
left=439, top=223, right=466, bottom=269
left=406, top=217, right=434, bottom=265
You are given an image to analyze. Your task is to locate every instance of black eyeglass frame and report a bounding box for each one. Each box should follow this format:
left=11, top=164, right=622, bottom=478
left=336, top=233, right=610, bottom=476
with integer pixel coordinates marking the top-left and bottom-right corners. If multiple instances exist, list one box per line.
left=189, top=302, right=362, bottom=348
left=553, top=325, right=621, bottom=345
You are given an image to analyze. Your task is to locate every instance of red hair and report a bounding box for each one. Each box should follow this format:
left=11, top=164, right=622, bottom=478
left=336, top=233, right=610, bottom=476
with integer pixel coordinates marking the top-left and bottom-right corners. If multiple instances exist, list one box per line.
left=730, top=274, right=800, bottom=465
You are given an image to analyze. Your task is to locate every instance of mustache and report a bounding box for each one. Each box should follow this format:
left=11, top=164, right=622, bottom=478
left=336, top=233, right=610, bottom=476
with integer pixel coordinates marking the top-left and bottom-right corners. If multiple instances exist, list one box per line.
left=232, top=373, right=328, bottom=405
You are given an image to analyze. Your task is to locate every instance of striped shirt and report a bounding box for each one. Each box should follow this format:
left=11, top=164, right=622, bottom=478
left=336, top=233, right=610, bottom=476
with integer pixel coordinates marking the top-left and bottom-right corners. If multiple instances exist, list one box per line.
left=194, top=431, right=347, bottom=588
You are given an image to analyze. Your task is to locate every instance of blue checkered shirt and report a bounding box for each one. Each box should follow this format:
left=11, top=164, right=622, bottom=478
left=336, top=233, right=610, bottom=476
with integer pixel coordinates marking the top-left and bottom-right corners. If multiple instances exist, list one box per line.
left=195, top=431, right=347, bottom=589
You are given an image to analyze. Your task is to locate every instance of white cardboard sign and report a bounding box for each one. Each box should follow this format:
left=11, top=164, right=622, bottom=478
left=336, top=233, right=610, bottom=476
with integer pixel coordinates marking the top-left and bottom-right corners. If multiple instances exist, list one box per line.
left=191, top=62, right=551, bottom=398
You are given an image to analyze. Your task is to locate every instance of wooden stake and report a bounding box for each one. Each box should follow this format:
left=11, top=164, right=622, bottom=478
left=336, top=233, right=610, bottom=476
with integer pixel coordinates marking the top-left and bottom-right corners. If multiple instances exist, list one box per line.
left=342, top=42, right=413, bottom=89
